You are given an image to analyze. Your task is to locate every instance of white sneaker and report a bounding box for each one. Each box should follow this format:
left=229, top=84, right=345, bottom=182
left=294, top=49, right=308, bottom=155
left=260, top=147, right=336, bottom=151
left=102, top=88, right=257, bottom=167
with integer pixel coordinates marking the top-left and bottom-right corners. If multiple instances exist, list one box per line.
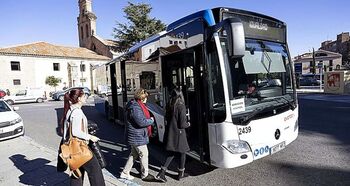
left=120, top=172, right=134, bottom=180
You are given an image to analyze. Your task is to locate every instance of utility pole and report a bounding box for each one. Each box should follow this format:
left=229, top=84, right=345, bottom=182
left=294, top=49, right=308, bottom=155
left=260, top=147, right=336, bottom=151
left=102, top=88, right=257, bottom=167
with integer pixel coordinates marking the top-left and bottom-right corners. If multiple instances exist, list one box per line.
left=80, top=61, right=84, bottom=87
left=312, top=48, right=316, bottom=74
left=318, top=62, right=323, bottom=91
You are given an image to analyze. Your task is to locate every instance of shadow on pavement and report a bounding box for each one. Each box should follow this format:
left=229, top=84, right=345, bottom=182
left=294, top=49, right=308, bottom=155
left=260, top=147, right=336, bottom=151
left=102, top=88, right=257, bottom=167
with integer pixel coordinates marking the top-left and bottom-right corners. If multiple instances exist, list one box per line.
left=78, top=105, right=215, bottom=182
left=298, top=97, right=350, bottom=146
left=54, top=107, right=64, bottom=137
left=9, top=154, right=68, bottom=185
left=270, top=161, right=350, bottom=185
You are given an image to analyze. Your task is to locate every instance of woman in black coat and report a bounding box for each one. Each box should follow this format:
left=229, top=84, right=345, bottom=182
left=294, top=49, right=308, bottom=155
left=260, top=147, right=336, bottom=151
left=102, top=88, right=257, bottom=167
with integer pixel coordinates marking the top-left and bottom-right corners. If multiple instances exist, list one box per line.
left=155, top=88, right=190, bottom=182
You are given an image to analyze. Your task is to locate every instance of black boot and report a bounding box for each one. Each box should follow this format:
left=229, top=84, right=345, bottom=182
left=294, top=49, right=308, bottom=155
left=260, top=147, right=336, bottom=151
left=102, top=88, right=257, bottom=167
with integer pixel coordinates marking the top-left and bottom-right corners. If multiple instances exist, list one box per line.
left=177, top=168, right=189, bottom=181
left=155, top=168, right=167, bottom=182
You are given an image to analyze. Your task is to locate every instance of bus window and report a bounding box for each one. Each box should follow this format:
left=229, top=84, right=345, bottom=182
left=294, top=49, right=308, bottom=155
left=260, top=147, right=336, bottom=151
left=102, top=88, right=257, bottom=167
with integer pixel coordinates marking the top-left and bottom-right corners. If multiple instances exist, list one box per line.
left=207, top=38, right=226, bottom=123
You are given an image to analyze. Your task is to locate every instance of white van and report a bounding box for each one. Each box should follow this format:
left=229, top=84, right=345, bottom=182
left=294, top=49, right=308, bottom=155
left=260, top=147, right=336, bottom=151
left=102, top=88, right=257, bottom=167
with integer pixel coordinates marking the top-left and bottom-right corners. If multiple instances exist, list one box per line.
left=3, top=88, right=46, bottom=105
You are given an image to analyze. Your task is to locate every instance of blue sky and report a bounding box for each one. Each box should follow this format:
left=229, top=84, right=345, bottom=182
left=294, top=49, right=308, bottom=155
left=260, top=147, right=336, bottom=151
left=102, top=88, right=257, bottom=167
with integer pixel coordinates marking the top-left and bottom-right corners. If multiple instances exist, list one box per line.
left=0, top=0, right=349, bottom=57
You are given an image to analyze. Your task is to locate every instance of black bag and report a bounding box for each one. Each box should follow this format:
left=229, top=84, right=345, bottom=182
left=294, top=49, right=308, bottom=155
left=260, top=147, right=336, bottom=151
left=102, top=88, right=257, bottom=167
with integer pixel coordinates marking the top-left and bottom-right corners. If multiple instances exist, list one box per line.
left=88, top=141, right=107, bottom=168
left=57, top=138, right=68, bottom=172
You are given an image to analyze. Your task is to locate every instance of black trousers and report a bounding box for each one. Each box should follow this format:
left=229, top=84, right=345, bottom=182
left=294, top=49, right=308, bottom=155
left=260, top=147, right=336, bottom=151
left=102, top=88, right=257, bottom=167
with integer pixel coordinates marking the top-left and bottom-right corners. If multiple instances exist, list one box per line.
left=162, top=151, right=186, bottom=170
left=70, top=155, right=105, bottom=186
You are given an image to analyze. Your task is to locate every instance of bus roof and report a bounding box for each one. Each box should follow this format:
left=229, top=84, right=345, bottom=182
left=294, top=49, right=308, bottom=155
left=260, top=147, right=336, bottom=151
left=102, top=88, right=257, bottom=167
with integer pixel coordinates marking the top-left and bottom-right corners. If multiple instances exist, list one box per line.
left=211, top=7, right=285, bottom=25
left=128, top=31, right=166, bottom=54
left=109, top=7, right=286, bottom=65
left=167, top=9, right=216, bottom=31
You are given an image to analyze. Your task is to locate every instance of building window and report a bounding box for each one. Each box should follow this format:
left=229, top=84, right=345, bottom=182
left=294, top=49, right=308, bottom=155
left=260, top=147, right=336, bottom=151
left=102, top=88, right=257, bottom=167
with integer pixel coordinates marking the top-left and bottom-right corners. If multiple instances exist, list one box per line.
left=80, top=64, right=86, bottom=72
left=53, top=63, right=60, bottom=71
left=13, top=79, right=21, bottom=85
left=11, top=61, right=21, bottom=71
left=179, top=41, right=182, bottom=44
left=149, top=49, right=152, bottom=55
left=85, top=25, right=89, bottom=38
left=329, top=60, right=333, bottom=71
left=174, top=41, right=178, bottom=45
left=169, top=40, right=173, bottom=45
left=80, top=26, right=84, bottom=39
left=309, top=61, right=313, bottom=73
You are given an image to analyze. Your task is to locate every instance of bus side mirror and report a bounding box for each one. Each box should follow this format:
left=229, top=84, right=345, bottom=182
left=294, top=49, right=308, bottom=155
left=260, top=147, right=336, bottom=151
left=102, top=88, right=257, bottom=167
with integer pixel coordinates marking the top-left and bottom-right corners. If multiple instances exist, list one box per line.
left=223, top=18, right=245, bottom=58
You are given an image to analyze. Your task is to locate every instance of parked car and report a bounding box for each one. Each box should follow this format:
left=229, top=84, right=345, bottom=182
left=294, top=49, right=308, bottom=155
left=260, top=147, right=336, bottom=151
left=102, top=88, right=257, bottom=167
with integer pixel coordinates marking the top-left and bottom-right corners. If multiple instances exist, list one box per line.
left=0, top=100, right=24, bottom=141
left=52, top=87, right=91, bottom=101
left=0, top=89, right=6, bottom=99
left=3, top=88, right=46, bottom=105
left=299, top=75, right=321, bottom=86
left=98, top=85, right=121, bottom=97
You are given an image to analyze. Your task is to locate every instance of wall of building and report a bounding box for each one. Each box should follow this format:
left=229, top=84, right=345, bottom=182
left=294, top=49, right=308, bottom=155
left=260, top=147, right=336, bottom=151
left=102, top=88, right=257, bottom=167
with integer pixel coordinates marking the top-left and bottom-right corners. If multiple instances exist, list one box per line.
left=295, top=57, right=342, bottom=75
left=0, top=54, right=107, bottom=96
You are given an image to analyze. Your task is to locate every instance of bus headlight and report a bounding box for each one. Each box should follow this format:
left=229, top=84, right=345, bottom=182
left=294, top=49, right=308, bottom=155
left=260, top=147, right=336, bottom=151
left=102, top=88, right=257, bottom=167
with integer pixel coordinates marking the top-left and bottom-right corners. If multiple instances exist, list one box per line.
left=223, top=140, right=250, bottom=154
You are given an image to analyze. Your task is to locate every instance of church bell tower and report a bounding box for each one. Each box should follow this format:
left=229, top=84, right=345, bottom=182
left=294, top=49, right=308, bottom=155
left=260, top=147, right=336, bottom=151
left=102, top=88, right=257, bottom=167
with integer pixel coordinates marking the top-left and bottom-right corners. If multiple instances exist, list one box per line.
left=77, top=0, right=97, bottom=48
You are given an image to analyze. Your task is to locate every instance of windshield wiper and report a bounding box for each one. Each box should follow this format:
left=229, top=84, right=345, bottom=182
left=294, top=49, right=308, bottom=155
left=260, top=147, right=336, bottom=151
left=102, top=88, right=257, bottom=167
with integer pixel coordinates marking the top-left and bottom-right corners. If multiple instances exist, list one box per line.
left=233, top=105, right=273, bottom=125
left=279, top=96, right=296, bottom=110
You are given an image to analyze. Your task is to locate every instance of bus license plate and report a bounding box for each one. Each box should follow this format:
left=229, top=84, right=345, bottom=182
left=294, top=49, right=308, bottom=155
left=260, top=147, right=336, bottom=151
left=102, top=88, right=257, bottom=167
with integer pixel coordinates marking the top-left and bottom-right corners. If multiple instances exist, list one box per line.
left=270, top=141, right=286, bottom=154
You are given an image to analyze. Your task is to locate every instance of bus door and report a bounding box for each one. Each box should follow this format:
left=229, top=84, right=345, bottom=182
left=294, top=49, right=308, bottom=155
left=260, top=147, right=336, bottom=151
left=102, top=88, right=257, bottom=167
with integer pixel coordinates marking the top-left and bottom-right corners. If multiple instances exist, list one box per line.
left=109, top=63, right=118, bottom=123
left=117, top=60, right=127, bottom=124
left=161, top=46, right=208, bottom=161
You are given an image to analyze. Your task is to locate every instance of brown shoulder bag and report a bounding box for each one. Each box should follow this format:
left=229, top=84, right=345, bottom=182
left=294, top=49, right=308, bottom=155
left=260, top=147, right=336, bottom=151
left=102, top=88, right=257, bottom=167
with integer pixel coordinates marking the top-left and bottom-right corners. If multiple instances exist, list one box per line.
left=60, top=111, right=93, bottom=171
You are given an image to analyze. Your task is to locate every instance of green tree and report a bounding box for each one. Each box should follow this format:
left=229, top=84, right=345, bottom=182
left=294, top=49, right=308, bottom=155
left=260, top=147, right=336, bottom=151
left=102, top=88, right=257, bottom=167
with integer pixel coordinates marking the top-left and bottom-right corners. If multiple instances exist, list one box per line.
left=45, top=76, right=61, bottom=91
left=113, top=2, right=166, bottom=51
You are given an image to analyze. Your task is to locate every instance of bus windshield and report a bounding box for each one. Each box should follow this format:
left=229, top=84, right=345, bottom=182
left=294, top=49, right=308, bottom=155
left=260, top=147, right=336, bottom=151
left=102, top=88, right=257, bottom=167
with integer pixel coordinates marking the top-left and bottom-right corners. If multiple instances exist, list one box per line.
left=221, top=38, right=294, bottom=118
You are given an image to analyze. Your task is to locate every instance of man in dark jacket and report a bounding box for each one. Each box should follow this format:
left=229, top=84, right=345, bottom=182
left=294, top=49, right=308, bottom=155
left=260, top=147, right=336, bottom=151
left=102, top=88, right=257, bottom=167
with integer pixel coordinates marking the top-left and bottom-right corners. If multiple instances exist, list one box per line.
left=120, top=89, right=155, bottom=181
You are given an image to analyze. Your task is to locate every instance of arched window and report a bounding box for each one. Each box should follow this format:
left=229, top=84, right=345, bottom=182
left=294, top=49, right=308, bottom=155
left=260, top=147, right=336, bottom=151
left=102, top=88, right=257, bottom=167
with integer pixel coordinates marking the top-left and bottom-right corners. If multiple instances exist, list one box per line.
left=336, top=64, right=341, bottom=70
left=85, top=25, right=89, bottom=38
left=80, top=26, right=84, bottom=39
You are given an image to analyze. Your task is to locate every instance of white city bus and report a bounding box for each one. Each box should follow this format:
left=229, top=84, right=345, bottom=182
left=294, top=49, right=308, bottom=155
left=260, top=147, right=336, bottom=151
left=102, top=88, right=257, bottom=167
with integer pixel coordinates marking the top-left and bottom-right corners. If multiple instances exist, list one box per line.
left=97, top=7, right=298, bottom=168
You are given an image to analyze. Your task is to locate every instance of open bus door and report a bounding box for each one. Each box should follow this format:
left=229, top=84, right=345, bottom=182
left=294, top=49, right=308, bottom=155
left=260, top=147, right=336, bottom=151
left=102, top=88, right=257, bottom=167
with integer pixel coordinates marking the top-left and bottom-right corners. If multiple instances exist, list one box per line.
left=161, top=46, right=210, bottom=163
left=109, top=60, right=128, bottom=125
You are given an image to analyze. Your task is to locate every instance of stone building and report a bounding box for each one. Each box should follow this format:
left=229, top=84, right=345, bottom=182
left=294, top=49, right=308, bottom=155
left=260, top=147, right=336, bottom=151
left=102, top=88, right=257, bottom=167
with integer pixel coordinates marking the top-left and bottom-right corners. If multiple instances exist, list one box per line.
left=320, top=32, right=350, bottom=65
left=77, top=0, right=120, bottom=59
left=0, top=0, right=123, bottom=95
left=293, top=49, right=342, bottom=75
left=0, top=42, right=110, bottom=95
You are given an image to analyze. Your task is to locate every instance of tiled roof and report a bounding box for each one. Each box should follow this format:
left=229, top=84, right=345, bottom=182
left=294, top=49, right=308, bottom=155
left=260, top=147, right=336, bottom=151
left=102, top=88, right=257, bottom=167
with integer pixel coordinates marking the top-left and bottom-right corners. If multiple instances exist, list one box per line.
left=0, top=42, right=111, bottom=60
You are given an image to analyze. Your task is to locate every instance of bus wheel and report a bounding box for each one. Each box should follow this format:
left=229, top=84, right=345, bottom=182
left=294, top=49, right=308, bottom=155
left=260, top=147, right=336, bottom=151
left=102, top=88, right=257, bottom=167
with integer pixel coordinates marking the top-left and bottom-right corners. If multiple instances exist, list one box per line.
left=6, top=100, right=14, bottom=105
left=37, top=98, right=43, bottom=103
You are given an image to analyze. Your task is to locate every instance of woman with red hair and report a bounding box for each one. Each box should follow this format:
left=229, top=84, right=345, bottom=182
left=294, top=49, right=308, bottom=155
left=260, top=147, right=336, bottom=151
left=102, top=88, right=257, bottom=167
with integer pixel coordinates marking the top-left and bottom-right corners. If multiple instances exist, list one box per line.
left=61, top=88, right=105, bottom=186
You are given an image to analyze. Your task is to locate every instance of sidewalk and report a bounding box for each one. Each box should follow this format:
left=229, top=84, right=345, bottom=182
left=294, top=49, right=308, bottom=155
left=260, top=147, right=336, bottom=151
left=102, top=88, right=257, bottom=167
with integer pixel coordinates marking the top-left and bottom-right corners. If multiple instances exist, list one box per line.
left=0, top=136, right=126, bottom=186
left=296, top=88, right=324, bottom=94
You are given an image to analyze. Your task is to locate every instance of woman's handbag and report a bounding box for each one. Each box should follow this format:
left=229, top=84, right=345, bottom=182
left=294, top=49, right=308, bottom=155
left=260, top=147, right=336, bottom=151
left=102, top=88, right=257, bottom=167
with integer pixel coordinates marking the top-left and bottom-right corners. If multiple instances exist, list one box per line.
left=89, top=141, right=107, bottom=168
left=60, top=120, right=93, bottom=171
left=56, top=138, right=68, bottom=172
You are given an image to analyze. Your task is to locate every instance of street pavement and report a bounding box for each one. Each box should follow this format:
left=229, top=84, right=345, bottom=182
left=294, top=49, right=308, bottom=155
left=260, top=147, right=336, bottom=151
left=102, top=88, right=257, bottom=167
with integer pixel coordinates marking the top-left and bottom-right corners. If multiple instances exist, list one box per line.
left=2, top=92, right=350, bottom=185
left=0, top=135, right=124, bottom=186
